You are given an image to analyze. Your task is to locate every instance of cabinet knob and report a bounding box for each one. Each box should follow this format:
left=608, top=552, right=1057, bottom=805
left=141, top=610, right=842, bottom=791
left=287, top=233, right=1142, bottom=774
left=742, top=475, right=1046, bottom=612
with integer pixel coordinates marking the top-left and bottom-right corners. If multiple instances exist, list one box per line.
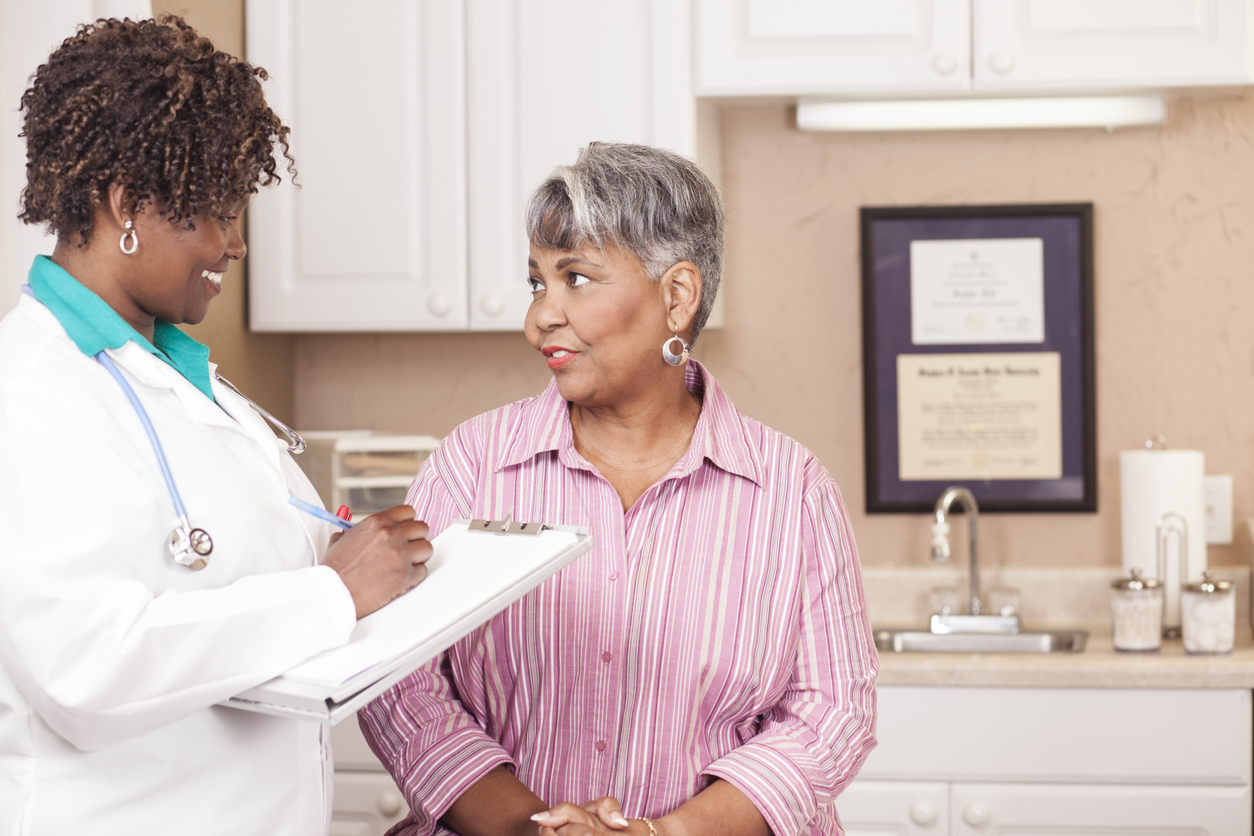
left=426, top=294, right=452, bottom=317
left=930, top=52, right=956, bottom=76
left=909, top=800, right=939, bottom=826
left=962, top=802, right=991, bottom=828
left=480, top=294, right=505, bottom=317
left=987, top=52, right=1014, bottom=75
left=378, top=792, right=403, bottom=817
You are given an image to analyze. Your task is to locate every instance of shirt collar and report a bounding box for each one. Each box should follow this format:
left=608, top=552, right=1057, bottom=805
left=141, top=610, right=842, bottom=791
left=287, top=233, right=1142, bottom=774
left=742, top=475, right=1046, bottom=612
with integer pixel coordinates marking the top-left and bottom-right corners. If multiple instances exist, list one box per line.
left=26, top=255, right=216, bottom=402
left=496, top=359, right=763, bottom=487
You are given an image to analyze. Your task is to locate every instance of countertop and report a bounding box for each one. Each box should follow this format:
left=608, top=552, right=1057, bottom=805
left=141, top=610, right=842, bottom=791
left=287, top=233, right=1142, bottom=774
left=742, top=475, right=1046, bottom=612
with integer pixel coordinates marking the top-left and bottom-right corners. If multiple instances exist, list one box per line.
left=876, top=622, right=1254, bottom=689
left=863, top=565, right=1254, bottom=689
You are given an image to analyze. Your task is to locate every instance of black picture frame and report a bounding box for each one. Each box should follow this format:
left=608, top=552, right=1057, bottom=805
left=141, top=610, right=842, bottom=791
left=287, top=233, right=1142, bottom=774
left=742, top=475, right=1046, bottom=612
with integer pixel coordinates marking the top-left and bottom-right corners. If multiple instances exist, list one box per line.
left=861, top=203, right=1096, bottom=514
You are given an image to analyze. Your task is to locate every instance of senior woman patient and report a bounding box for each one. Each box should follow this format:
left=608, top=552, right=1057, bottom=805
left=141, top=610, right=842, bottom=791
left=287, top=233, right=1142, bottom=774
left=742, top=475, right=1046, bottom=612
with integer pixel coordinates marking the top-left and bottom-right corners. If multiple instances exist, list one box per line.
left=361, top=142, right=878, bottom=836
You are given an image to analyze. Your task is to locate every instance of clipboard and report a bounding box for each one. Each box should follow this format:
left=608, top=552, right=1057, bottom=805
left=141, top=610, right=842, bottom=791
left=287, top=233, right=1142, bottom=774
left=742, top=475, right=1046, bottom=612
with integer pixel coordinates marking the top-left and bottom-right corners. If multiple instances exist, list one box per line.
left=220, top=518, right=592, bottom=724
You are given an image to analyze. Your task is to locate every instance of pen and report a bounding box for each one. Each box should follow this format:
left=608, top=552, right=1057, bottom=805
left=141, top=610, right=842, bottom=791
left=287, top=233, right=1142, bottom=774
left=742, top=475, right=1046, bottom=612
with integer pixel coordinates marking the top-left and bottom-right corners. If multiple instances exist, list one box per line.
left=289, top=496, right=354, bottom=530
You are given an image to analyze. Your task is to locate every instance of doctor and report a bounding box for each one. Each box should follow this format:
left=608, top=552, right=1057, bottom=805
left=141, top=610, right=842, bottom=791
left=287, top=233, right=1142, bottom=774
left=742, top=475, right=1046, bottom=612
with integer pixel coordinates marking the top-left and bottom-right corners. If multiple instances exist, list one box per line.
left=0, top=15, right=432, bottom=836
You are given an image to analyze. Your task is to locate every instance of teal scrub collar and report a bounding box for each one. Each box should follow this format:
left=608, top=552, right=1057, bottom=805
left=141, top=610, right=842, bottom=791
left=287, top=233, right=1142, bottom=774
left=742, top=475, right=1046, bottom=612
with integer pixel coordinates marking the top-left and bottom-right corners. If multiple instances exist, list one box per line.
left=26, top=255, right=216, bottom=402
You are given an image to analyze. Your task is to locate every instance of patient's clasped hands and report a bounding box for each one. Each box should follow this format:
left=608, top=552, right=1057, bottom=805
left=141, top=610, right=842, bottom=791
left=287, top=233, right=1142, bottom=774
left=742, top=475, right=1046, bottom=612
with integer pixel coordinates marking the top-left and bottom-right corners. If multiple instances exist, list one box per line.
left=531, top=796, right=660, bottom=836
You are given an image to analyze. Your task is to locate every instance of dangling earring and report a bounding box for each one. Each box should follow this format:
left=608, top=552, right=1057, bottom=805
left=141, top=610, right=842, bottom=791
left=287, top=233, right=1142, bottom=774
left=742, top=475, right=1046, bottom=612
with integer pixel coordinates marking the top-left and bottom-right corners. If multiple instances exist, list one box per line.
left=661, top=333, right=689, bottom=366
left=119, top=220, right=138, bottom=255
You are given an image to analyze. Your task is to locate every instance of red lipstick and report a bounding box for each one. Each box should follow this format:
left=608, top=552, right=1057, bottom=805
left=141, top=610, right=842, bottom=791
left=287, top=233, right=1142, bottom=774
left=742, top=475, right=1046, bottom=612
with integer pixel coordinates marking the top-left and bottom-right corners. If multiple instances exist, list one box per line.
left=542, top=346, right=579, bottom=370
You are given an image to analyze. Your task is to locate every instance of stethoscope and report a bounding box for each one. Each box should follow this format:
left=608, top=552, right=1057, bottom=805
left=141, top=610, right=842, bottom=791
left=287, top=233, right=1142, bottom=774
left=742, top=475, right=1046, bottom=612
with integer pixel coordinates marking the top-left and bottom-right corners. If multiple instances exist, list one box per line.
left=23, top=283, right=305, bottom=571
left=95, top=351, right=307, bottom=570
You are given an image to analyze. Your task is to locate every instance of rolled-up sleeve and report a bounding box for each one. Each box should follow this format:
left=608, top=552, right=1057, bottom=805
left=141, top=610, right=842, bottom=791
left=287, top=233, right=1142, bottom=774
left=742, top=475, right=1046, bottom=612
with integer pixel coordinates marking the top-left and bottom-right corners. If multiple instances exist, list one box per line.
left=703, top=473, right=878, bottom=836
left=357, top=426, right=514, bottom=836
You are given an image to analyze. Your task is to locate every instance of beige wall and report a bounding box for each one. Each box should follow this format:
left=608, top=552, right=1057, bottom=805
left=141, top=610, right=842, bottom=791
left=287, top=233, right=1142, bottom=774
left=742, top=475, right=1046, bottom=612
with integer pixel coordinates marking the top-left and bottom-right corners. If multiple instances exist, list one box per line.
left=164, top=0, right=1254, bottom=570
left=297, top=97, right=1254, bottom=570
left=153, top=0, right=296, bottom=423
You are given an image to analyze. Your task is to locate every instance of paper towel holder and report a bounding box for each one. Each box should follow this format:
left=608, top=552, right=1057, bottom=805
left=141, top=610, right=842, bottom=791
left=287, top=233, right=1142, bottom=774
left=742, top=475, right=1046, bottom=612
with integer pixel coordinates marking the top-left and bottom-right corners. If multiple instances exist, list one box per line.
left=1156, top=511, right=1188, bottom=638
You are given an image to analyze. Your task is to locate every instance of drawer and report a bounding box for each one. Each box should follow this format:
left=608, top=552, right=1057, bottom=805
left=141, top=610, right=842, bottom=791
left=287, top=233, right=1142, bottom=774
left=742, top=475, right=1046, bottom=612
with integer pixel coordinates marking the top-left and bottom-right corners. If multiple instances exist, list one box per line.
left=331, top=770, right=409, bottom=836
left=951, top=781, right=1250, bottom=834
left=332, top=718, right=387, bottom=772
left=861, top=686, right=1251, bottom=785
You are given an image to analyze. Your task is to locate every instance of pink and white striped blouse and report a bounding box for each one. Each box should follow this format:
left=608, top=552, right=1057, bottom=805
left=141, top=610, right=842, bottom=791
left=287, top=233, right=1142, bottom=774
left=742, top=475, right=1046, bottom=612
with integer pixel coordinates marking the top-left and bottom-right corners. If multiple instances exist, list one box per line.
left=359, top=361, right=878, bottom=836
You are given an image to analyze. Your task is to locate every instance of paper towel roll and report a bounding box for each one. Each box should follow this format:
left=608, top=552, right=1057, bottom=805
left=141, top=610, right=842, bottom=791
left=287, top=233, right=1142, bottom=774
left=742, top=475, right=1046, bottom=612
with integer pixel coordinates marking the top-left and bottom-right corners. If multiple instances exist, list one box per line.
left=1120, top=448, right=1206, bottom=631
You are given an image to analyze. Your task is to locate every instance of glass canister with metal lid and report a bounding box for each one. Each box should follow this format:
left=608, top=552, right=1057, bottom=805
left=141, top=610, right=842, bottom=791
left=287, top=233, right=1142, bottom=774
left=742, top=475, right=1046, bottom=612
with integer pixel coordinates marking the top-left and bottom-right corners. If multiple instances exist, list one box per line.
left=1111, top=568, right=1163, bottom=652
left=1182, top=570, right=1235, bottom=655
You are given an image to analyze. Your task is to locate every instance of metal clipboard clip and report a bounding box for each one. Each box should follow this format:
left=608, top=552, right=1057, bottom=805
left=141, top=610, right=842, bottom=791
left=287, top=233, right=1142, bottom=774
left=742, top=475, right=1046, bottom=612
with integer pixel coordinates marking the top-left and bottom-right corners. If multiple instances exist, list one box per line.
left=467, top=515, right=548, bottom=536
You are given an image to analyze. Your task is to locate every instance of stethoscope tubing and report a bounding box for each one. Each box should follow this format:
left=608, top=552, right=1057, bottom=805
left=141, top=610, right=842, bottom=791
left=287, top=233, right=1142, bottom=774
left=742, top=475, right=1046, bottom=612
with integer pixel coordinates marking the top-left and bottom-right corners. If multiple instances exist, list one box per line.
left=21, top=282, right=301, bottom=569
left=95, top=350, right=190, bottom=521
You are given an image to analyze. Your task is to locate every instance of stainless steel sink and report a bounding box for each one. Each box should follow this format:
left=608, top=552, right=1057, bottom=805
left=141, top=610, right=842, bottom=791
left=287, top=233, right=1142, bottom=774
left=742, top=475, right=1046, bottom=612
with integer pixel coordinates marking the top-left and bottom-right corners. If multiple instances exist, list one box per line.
left=874, top=628, right=1088, bottom=654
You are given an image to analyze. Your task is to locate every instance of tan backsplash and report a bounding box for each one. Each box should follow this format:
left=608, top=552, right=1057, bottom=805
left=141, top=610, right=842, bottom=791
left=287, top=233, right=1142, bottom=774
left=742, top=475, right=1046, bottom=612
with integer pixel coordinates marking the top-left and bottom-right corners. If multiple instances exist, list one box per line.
left=294, top=95, right=1254, bottom=569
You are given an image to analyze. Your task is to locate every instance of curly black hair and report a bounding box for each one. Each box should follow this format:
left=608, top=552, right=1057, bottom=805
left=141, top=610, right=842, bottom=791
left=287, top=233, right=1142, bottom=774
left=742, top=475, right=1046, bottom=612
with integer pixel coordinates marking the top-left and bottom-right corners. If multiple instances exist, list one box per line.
left=19, top=14, right=294, bottom=245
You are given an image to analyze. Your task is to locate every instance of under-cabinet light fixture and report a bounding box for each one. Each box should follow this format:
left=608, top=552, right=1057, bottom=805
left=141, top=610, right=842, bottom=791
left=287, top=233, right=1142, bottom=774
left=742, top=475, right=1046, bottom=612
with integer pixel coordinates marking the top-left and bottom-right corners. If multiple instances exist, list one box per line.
left=796, top=94, right=1166, bottom=133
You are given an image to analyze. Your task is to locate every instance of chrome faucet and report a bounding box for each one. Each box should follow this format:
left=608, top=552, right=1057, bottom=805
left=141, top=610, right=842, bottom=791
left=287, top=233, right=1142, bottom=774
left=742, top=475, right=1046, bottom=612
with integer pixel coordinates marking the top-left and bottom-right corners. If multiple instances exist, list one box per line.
left=931, top=486, right=983, bottom=616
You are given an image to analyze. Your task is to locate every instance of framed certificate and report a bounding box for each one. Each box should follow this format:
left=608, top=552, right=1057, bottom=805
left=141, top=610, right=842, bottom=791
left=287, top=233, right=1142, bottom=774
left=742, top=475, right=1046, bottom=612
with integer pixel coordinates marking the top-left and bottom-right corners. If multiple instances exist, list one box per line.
left=860, top=204, right=1096, bottom=513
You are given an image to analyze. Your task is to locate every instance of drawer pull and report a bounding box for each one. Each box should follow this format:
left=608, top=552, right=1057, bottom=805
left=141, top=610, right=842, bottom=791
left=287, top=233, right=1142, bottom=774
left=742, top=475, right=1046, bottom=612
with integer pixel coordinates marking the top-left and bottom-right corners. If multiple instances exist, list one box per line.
left=378, top=793, right=403, bottom=817
left=909, top=800, right=939, bottom=826
left=930, top=53, right=956, bottom=76
left=987, top=52, right=1014, bottom=75
left=962, top=802, right=991, bottom=828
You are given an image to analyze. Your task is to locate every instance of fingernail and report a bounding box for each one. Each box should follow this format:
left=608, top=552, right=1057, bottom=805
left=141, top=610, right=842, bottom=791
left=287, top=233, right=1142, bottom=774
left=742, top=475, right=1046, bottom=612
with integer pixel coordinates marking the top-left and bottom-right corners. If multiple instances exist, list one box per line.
left=530, top=813, right=548, bottom=822
left=611, top=813, right=630, bottom=826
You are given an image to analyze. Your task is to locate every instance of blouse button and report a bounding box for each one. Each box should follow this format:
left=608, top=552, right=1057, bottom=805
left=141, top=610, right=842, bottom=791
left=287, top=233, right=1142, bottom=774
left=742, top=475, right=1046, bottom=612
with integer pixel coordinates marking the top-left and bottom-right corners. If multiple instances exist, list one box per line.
left=595, top=740, right=607, bottom=752
left=601, top=651, right=613, bottom=663
left=608, top=572, right=618, bottom=581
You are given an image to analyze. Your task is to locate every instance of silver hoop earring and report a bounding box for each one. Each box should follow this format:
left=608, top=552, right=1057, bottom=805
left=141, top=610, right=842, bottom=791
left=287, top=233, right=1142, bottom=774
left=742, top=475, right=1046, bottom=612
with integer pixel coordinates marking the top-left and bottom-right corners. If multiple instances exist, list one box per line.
left=661, top=333, right=689, bottom=367
left=119, top=221, right=138, bottom=255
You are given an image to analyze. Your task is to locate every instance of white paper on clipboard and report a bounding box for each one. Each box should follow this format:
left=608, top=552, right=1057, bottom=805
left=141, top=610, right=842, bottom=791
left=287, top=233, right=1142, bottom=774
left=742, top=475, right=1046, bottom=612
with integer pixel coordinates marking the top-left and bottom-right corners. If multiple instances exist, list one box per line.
left=220, top=519, right=592, bottom=724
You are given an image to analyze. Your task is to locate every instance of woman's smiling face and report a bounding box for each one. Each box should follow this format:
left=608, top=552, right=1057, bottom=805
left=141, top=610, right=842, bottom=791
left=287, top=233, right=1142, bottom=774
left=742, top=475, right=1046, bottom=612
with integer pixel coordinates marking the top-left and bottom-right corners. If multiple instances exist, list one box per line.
left=124, top=199, right=248, bottom=328
left=524, top=243, right=673, bottom=407
left=133, top=199, right=248, bottom=325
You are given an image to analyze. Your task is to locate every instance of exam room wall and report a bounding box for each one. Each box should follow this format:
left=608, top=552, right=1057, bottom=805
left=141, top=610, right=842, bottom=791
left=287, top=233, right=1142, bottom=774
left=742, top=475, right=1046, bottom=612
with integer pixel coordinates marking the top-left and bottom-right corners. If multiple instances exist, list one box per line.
left=293, top=95, right=1254, bottom=570
left=152, top=0, right=297, bottom=424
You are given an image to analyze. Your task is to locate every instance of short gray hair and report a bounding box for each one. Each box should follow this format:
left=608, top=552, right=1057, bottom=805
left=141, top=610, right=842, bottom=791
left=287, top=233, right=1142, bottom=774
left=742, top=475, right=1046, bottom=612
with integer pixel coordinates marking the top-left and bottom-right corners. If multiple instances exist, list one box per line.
left=525, top=141, right=724, bottom=343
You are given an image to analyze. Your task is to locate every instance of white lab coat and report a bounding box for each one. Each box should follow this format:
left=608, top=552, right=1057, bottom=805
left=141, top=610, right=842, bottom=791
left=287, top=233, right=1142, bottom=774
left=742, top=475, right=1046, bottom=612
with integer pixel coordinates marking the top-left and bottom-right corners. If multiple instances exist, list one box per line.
left=0, top=294, right=359, bottom=835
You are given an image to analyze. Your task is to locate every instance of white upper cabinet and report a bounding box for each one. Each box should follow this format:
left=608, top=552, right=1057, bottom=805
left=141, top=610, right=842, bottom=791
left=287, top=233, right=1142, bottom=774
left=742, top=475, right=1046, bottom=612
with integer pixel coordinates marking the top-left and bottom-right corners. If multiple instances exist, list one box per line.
left=246, top=0, right=699, bottom=333
left=973, top=0, right=1254, bottom=91
left=466, top=0, right=698, bottom=331
left=696, top=0, right=973, bottom=96
left=246, top=0, right=468, bottom=332
left=696, top=0, right=1254, bottom=98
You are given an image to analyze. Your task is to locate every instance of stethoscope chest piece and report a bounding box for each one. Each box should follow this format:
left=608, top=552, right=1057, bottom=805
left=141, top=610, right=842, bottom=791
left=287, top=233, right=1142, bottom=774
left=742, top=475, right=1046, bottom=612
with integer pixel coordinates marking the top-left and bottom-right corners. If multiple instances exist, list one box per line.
left=169, top=518, right=213, bottom=571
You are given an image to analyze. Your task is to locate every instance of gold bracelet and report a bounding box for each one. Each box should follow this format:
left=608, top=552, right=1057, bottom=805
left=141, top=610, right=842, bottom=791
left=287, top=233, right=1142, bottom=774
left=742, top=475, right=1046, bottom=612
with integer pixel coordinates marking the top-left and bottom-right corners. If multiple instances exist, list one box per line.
left=638, top=818, right=658, bottom=836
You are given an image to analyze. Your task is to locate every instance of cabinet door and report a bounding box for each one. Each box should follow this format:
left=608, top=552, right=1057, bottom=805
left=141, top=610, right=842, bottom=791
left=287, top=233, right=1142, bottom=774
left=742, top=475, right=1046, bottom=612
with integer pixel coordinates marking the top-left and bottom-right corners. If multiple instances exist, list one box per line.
left=695, top=0, right=971, bottom=96
left=837, top=780, right=949, bottom=835
left=951, top=782, right=1251, bottom=834
left=330, top=771, right=409, bottom=836
left=465, top=0, right=698, bottom=331
left=246, top=0, right=468, bottom=331
left=862, top=687, right=1251, bottom=786
left=973, top=0, right=1254, bottom=91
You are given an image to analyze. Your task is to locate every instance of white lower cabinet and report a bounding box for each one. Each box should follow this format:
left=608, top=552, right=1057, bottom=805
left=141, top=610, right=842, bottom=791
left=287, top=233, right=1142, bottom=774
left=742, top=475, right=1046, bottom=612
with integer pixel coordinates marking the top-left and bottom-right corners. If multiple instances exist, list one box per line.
left=328, top=771, right=408, bottom=836
left=838, top=686, right=1252, bottom=834
left=838, top=780, right=950, bottom=834
left=950, top=782, right=1249, bottom=834
left=842, top=780, right=1249, bottom=835
left=331, top=720, right=407, bottom=836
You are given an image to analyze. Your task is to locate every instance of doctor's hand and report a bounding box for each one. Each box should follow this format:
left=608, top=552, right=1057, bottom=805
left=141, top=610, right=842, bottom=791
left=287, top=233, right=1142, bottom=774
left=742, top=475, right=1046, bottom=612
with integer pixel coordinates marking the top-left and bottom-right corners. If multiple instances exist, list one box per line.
left=322, top=504, right=433, bottom=618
